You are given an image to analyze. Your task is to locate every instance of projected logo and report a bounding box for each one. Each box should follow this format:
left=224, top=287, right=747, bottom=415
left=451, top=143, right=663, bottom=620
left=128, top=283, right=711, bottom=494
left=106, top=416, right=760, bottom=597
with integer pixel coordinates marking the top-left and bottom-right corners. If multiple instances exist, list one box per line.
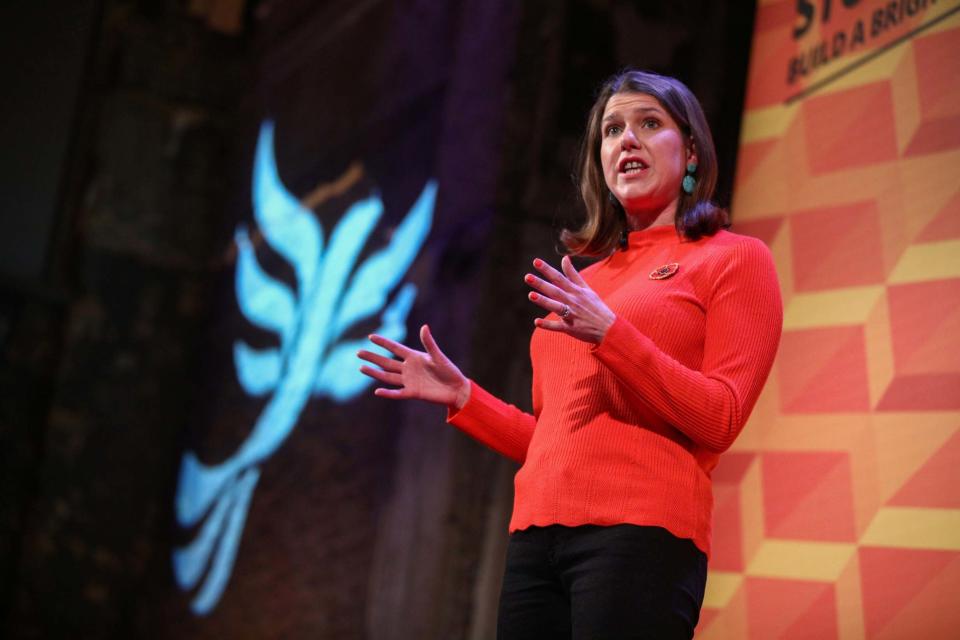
left=172, top=120, right=437, bottom=615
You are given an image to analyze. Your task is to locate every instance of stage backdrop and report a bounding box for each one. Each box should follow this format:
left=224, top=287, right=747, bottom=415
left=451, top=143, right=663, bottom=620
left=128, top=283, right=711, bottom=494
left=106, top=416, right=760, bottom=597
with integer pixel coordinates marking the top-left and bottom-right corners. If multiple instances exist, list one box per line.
left=156, top=2, right=519, bottom=637
left=700, top=0, right=960, bottom=638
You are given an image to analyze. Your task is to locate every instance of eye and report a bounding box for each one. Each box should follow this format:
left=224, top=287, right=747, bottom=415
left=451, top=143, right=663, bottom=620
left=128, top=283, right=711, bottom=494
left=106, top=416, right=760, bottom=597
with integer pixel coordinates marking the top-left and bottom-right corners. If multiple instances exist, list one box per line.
left=604, top=124, right=622, bottom=137
left=641, top=118, right=661, bottom=129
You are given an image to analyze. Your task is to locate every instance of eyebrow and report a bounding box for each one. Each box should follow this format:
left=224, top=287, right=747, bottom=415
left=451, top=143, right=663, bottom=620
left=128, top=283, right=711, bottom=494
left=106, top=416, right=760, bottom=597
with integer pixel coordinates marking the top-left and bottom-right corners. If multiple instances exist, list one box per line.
left=602, top=106, right=665, bottom=123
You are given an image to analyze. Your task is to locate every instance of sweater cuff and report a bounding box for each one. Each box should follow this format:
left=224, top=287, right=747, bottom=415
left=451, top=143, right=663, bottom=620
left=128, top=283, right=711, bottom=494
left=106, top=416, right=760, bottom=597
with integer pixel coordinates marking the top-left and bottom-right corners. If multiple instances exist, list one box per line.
left=446, top=380, right=508, bottom=430
left=591, top=315, right=655, bottom=363
left=446, top=379, right=478, bottom=424
left=445, top=380, right=531, bottom=463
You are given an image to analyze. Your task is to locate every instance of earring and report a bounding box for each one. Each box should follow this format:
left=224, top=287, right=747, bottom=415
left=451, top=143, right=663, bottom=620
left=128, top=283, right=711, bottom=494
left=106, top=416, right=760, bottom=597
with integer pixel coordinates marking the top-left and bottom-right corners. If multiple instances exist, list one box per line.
left=682, top=162, right=697, bottom=195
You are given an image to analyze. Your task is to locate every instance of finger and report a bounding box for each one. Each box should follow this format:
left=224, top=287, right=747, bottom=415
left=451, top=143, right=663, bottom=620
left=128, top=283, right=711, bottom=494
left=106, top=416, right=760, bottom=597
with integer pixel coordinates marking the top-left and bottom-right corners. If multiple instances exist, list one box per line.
left=359, top=365, right=404, bottom=387
left=356, top=349, right=401, bottom=372
left=532, top=258, right=576, bottom=292
left=524, top=273, right=568, bottom=301
left=374, top=387, right=408, bottom=400
left=419, top=324, right=445, bottom=361
left=368, top=333, right=415, bottom=358
left=533, top=317, right=569, bottom=333
left=527, top=291, right=566, bottom=315
left=561, top=256, right=588, bottom=287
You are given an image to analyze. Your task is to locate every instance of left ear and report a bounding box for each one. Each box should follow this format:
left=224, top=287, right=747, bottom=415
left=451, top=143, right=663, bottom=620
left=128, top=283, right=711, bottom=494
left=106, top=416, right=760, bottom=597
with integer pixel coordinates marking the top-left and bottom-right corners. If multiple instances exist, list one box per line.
left=686, top=140, right=698, bottom=167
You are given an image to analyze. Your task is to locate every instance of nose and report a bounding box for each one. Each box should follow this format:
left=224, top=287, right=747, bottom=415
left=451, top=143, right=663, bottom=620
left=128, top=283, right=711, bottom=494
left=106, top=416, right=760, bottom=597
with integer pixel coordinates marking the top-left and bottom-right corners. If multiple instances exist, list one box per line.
left=620, top=126, right=640, bottom=149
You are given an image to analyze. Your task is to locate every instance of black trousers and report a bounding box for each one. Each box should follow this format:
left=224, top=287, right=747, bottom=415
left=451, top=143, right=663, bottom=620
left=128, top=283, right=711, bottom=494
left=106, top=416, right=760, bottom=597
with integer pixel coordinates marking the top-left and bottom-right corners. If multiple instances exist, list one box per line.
left=497, top=524, right=707, bottom=640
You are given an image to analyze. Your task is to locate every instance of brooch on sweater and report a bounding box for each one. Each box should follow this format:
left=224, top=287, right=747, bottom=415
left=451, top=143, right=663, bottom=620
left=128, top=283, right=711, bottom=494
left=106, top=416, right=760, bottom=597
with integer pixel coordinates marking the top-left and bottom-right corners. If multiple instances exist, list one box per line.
left=649, top=263, right=680, bottom=280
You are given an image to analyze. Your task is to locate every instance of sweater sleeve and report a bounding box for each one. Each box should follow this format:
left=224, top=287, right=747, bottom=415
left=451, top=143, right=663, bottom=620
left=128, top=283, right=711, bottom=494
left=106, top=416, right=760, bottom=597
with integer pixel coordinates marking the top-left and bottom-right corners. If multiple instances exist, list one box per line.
left=446, top=380, right=537, bottom=464
left=591, top=237, right=782, bottom=453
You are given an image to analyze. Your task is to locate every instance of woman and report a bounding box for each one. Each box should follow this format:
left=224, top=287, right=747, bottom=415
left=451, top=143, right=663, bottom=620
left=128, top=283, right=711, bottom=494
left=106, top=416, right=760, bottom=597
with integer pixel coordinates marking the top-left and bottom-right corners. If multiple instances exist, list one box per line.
left=358, top=69, right=782, bottom=639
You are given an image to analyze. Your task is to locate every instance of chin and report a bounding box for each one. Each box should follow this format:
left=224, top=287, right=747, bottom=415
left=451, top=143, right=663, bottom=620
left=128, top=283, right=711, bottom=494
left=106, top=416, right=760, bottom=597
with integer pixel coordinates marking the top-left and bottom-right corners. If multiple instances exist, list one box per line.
left=619, top=195, right=656, bottom=212
left=620, top=188, right=673, bottom=210
left=616, top=184, right=655, bottom=202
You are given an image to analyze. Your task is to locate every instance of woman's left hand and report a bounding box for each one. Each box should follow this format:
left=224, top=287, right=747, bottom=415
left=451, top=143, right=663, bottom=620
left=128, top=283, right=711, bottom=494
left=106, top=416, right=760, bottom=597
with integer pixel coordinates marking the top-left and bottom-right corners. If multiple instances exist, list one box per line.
left=525, top=256, right=617, bottom=344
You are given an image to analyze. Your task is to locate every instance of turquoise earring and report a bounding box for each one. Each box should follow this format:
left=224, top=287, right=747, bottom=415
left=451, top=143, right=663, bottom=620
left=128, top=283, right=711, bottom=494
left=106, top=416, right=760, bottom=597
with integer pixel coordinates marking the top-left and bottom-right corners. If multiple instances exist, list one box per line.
left=682, top=162, right=697, bottom=194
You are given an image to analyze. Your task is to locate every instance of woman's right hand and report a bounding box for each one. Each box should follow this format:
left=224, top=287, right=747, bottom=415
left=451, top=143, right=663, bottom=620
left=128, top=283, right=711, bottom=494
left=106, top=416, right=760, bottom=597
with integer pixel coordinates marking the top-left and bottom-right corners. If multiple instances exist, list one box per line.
left=357, top=324, right=471, bottom=410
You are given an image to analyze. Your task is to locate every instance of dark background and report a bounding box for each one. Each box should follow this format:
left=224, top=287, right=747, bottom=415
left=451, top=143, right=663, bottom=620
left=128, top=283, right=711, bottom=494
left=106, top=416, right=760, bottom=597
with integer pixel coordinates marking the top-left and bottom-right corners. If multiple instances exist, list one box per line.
left=0, top=0, right=755, bottom=637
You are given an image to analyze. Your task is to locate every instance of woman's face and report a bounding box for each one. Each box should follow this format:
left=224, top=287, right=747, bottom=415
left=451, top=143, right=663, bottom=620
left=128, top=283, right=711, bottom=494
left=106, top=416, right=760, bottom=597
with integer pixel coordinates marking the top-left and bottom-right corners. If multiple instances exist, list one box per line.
left=599, top=92, right=694, bottom=223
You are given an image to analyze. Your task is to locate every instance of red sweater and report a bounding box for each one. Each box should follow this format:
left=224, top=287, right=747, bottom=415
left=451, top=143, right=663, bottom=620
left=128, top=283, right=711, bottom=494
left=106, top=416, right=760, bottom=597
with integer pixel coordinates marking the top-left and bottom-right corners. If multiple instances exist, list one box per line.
left=447, top=224, right=782, bottom=556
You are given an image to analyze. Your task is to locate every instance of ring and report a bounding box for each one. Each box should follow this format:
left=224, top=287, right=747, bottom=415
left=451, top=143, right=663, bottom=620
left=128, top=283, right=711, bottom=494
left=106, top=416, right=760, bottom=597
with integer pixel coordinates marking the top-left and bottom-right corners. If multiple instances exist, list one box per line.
left=559, top=305, right=572, bottom=319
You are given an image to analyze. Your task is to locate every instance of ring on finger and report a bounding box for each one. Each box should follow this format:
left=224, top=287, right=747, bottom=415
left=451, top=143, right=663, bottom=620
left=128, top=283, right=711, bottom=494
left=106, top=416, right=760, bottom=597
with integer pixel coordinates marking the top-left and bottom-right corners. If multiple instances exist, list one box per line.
left=559, top=304, right=572, bottom=320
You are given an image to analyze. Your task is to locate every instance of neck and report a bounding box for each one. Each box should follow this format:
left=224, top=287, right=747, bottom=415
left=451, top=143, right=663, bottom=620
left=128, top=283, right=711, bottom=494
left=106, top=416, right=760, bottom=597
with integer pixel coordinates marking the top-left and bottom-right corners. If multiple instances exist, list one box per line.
left=624, top=198, right=678, bottom=231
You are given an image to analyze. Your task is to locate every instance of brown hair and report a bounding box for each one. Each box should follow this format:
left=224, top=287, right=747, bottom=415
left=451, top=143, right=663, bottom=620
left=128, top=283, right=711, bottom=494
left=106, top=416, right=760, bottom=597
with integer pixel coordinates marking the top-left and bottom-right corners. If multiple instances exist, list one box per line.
left=561, top=69, right=729, bottom=256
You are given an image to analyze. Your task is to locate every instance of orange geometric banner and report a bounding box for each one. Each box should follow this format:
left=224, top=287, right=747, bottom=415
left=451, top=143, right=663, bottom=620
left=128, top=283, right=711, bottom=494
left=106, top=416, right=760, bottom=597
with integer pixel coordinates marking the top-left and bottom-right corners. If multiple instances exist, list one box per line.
left=699, top=1, right=960, bottom=637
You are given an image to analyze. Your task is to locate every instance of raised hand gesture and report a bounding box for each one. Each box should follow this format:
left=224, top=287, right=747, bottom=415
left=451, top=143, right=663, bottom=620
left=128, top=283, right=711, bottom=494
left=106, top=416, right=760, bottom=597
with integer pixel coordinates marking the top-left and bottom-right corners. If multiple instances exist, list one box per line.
left=525, top=256, right=616, bottom=344
left=358, top=324, right=470, bottom=409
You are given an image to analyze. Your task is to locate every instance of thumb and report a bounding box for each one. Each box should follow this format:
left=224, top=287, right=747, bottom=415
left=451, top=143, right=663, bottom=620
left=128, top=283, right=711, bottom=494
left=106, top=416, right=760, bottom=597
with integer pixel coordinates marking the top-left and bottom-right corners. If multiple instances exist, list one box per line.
left=420, top=324, right=443, bottom=359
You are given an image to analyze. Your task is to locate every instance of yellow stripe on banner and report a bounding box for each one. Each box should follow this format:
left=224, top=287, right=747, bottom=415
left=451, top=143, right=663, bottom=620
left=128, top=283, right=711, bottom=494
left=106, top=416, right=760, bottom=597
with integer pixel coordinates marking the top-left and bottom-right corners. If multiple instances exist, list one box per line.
left=746, top=540, right=857, bottom=582
left=819, top=46, right=911, bottom=97
left=824, top=0, right=960, bottom=100
left=739, top=104, right=800, bottom=144
left=783, top=286, right=885, bottom=330
left=887, top=240, right=960, bottom=284
left=928, top=0, right=960, bottom=34
left=703, top=571, right=744, bottom=609
left=861, top=507, right=960, bottom=550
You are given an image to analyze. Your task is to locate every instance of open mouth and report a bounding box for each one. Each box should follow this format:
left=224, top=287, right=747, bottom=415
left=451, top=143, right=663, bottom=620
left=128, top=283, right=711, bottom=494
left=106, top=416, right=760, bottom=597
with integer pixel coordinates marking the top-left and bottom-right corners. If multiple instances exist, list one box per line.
left=619, top=159, right=648, bottom=174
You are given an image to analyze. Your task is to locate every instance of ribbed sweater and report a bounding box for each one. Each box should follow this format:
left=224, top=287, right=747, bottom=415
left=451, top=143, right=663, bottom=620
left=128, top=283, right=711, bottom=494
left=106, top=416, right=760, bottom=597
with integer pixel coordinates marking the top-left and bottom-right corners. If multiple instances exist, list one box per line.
left=447, top=224, right=783, bottom=556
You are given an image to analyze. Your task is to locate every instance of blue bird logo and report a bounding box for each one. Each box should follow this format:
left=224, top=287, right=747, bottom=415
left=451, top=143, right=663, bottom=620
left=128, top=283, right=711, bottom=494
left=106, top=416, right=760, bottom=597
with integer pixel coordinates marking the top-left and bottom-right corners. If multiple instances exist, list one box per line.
left=172, top=120, right=436, bottom=614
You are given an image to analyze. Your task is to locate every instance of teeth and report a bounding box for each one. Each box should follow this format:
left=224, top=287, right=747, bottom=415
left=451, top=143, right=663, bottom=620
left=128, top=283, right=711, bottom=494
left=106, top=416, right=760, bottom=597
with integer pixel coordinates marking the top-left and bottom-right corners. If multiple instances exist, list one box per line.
left=622, top=161, right=645, bottom=172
